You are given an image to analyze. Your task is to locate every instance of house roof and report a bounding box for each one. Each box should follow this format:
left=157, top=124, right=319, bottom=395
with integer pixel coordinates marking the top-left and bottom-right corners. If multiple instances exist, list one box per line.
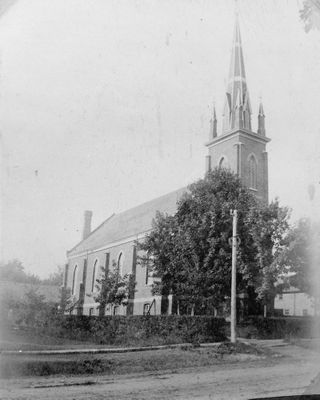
left=67, top=187, right=187, bottom=257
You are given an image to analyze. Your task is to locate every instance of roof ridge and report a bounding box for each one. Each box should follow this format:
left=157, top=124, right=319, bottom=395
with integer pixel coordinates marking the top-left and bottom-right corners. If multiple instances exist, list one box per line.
left=114, top=186, right=187, bottom=216
left=67, top=186, right=187, bottom=257
left=66, top=213, right=115, bottom=256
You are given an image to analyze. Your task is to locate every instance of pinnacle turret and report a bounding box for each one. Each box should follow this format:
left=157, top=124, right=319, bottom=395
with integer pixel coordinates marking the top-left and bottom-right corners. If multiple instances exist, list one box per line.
left=209, top=105, right=218, bottom=139
left=259, top=102, right=264, bottom=115
left=257, top=101, right=266, bottom=135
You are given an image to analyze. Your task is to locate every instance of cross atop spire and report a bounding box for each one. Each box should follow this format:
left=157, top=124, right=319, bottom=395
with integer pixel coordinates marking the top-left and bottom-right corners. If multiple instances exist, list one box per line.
left=234, top=0, right=240, bottom=18
left=223, top=17, right=252, bottom=133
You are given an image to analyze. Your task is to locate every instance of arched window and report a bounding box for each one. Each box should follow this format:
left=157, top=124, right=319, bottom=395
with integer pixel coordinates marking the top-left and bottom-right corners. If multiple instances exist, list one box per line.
left=72, top=265, right=78, bottom=295
left=113, top=305, right=119, bottom=315
left=117, top=252, right=124, bottom=275
left=219, top=157, right=225, bottom=169
left=143, top=303, right=151, bottom=315
left=91, top=259, right=98, bottom=292
left=248, top=155, right=258, bottom=189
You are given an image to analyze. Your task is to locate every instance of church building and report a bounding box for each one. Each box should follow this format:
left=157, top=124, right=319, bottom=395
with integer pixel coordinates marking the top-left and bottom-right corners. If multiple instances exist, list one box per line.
left=63, top=18, right=270, bottom=316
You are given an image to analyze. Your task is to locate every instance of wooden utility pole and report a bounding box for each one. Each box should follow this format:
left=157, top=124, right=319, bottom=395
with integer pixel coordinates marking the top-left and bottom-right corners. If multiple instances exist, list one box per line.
left=230, top=209, right=238, bottom=343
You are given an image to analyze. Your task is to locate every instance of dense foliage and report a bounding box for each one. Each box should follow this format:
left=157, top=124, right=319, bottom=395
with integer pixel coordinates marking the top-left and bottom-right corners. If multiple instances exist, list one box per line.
left=0, top=259, right=41, bottom=284
left=0, top=259, right=63, bottom=286
left=239, top=316, right=320, bottom=339
left=138, top=168, right=290, bottom=315
left=275, top=218, right=320, bottom=303
left=15, top=314, right=226, bottom=346
left=41, top=266, right=64, bottom=286
left=300, top=0, right=320, bottom=32
left=4, top=288, right=59, bottom=327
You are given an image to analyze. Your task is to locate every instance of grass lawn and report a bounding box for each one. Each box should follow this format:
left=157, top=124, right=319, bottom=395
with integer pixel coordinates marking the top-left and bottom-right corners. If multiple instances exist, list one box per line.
left=0, top=342, right=273, bottom=379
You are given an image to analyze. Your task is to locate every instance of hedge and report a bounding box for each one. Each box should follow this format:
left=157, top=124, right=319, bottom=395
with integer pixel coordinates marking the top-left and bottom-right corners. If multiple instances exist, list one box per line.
left=237, top=316, right=320, bottom=339
left=33, top=315, right=227, bottom=346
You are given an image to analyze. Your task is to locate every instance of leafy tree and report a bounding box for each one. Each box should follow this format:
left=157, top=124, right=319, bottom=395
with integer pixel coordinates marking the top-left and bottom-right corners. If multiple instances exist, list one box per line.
left=275, top=217, right=320, bottom=299
left=245, top=200, right=291, bottom=304
left=138, top=168, right=290, bottom=315
left=0, top=260, right=63, bottom=286
left=300, top=0, right=320, bottom=32
left=0, top=259, right=41, bottom=284
left=94, top=262, right=135, bottom=315
left=41, top=266, right=64, bottom=286
left=10, top=288, right=58, bottom=328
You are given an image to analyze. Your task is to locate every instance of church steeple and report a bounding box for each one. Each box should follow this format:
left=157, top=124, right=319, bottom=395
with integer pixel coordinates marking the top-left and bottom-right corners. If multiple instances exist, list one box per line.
left=223, top=17, right=252, bottom=133
left=206, top=15, right=270, bottom=203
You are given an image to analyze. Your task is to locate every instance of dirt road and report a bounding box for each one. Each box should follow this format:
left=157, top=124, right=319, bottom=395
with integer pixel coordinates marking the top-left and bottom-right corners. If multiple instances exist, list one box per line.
left=1, top=343, right=320, bottom=399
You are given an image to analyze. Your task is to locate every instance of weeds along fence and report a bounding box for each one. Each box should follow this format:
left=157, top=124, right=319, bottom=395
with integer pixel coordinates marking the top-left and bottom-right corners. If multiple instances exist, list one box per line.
left=30, top=315, right=227, bottom=346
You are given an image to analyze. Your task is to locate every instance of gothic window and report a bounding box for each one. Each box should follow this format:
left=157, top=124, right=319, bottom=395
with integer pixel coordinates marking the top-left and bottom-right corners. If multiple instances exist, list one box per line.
left=219, top=157, right=225, bottom=169
left=248, top=155, right=257, bottom=189
left=72, top=265, right=78, bottom=295
left=145, top=255, right=154, bottom=285
left=91, top=259, right=98, bottom=292
left=117, top=252, right=124, bottom=275
left=143, top=303, right=151, bottom=315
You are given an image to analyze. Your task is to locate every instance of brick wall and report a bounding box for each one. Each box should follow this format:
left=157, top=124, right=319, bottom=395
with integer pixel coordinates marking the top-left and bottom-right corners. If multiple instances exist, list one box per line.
left=66, top=239, right=160, bottom=316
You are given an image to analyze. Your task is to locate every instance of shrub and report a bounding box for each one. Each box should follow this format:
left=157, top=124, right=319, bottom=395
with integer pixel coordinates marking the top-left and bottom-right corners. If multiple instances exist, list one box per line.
left=28, top=314, right=226, bottom=346
left=238, top=316, right=320, bottom=339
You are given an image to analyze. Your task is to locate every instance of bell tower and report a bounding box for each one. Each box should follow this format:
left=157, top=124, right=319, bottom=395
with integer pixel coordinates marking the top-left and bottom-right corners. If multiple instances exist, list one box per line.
left=206, top=17, right=270, bottom=203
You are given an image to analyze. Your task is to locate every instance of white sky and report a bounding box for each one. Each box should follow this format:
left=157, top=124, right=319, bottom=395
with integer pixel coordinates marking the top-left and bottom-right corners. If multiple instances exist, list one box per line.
left=1, top=0, right=320, bottom=278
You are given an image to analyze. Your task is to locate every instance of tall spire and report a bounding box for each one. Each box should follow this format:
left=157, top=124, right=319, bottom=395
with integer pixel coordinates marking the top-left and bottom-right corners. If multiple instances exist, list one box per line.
left=223, top=16, right=252, bottom=133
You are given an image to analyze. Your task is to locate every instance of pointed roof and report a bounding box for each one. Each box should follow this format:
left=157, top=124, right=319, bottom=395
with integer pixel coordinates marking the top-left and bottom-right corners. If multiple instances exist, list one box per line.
left=258, top=102, right=265, bottom=116
left=223, top=17, right=252, bottom=133
left=257, top=101, right=266, bottom=135
left=227, top=17, right=248, bottom=107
